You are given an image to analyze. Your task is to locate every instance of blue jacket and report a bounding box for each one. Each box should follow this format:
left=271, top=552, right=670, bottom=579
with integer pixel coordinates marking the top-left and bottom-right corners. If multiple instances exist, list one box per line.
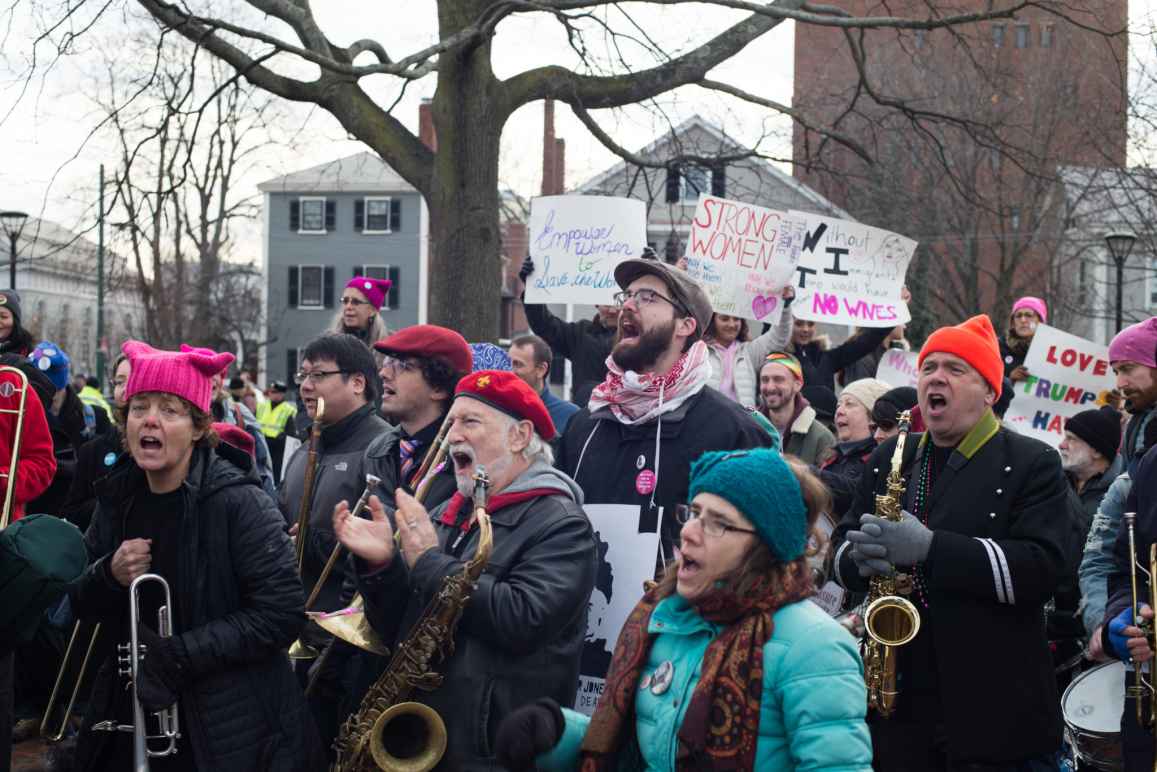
left=1080, top=471, right=1132, bottom=636
left=538, top=594, right=872, bottom=771
left=541, top=386, right=580, bottom=437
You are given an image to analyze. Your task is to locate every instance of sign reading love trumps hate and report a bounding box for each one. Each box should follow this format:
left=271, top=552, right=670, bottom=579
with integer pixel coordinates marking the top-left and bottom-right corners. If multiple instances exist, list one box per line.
left=789, top=212, right=916, bottom=327
left=683, top=195, right=803, bottom=324
left=1004, top=324, right=1117, bottom=448
left=524, top=195, right=646, bottom=305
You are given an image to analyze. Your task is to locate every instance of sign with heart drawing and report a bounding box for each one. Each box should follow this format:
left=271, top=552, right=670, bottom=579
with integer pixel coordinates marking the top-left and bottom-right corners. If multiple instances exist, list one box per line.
left=682, top=194, right=803, bottom=325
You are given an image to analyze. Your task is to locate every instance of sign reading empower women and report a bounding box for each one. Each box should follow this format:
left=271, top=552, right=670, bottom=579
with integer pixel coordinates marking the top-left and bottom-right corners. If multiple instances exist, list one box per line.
left=524, top=195, right=646, bottom=305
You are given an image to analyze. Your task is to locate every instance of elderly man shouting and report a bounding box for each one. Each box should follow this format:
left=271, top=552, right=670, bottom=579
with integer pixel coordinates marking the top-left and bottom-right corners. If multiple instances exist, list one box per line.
left=333, top=369, right=597, bottom=770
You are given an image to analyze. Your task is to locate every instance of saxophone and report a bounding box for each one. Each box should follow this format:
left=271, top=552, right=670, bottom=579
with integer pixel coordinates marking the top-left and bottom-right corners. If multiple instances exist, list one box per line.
left=861, top=410, right=921, bottom=719
left=332, top=467, right=493, bottom=772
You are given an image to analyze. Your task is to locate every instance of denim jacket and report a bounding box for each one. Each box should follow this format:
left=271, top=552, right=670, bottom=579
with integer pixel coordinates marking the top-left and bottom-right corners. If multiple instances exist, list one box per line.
left=1079, top=472, right=1133, bottom=635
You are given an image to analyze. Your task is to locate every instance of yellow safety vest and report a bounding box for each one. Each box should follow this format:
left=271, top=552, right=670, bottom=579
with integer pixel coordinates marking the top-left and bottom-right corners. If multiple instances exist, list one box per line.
left=78, top=386, right=111, bottom=419
left=256, top=400, right=297, bottom=438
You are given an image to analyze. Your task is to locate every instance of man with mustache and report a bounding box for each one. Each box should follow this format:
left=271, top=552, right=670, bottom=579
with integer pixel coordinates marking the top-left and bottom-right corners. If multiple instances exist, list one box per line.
left=333, top=369, right=597, bottom=769
left=1110, top=317, right=1157, bottom=473
left=834, top=314, right=1070, bottom=771
left=557, top=255, right=772, bottom=563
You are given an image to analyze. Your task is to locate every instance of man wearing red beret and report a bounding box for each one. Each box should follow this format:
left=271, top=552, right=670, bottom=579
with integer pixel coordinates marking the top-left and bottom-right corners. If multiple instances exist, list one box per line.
left=834, top=315, right=1070, bottom=770
left=307, top=324, right=473, bottom=755
left=333, top=369, right=597, bottom=769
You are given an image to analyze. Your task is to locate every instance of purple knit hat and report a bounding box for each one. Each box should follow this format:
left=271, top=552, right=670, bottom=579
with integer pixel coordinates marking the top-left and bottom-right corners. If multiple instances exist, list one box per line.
left=122, top=341, right=235, bottom=413
left=345, top=276, right=393, bottom=311
left=1011, top=296, right=1048, bottom=324
left=1110, top=318, right=1157, bottom=368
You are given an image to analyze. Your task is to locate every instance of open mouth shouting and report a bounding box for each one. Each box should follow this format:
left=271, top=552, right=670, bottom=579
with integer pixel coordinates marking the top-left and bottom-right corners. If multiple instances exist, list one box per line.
left=449, top=444, right=475, bottom=474
left=924, top=391, right=949, bottom=419
left=137, top=435, right=164, bottom=454
left=674, top=547, right=702, bottom=582
left=619, top=314, right=641, bottom=343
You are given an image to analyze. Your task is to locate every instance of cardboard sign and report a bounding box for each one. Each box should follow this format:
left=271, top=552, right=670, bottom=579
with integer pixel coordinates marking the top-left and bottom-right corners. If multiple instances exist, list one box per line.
left=524, top=195, right=646, bottom=305
left=1004, top=324, right=1117, bottom=448
left=789, top=211, right=916, bottom=327
left=876, top=349, right=920, bottom=389
left=574, top=503, right=663, bottom=715
left=682, top=195, right=802, bottom=324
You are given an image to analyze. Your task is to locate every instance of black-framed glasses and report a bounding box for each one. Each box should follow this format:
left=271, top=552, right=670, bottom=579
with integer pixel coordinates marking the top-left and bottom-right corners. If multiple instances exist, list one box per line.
left=380, top=355, right=418, bottom=374
left=674, top=503, right=758, bottom=538
left=294, top=369, right=347, bottom=385
left=612, top=288, right=686, bottom=314
left=340, top=296, right=371, bottom=306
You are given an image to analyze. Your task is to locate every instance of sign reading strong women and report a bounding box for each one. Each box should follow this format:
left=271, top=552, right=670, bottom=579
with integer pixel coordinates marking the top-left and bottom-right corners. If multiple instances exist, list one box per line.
left=524, top=195, right=647, bottom=305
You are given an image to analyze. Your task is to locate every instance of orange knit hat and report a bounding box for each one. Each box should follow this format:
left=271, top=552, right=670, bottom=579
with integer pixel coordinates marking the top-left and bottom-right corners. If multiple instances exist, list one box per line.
left=917, top=314, right=1004, bottom=394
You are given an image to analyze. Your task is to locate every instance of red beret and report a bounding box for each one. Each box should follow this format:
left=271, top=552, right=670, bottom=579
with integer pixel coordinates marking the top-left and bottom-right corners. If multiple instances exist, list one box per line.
left=212, top=422, right=255, bottom=458
left=373, top=325, right=473, bottom=376
left=455, top=369, right=556, bottom=441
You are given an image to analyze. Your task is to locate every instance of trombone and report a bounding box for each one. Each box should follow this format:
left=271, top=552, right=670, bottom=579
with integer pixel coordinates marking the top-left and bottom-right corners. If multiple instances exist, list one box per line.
left=1123, top=511, right=1157, bottom=740
left=91, top=573, right=181, bottom=771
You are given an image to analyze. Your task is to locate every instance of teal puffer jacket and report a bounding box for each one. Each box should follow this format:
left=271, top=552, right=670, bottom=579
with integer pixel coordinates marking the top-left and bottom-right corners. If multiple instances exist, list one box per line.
left=538, top=594, right=872, bottom=771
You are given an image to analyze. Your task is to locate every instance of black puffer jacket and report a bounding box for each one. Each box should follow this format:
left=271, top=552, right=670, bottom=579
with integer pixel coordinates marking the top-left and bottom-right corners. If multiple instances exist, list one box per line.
left=71, top=444, right=323, bottom=772
left=523, top=302, right=615, bottom=408
left=819, top=435, right=876, bottom=522
left=358, top=463, right=597, bottom=771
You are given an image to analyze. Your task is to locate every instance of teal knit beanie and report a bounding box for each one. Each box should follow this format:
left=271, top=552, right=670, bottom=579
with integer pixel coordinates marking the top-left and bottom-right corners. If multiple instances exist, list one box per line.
left=688, top=448, right=807, bottom=561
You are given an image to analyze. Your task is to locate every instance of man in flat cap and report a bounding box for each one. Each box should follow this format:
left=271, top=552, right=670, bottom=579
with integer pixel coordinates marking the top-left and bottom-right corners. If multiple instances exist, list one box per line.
left=334, top=369, right=596, bottom=769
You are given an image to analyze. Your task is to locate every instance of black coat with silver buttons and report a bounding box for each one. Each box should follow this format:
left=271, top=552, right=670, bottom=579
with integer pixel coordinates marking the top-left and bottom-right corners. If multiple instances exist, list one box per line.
left=832, top=420, right=1069, bottom=765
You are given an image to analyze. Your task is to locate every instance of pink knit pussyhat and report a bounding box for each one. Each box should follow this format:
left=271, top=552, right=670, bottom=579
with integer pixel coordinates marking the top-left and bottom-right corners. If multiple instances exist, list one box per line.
left=122, top=341, right=235, bottom=414
left=345, top=276, right=393, bottom=311
left=179, top=343, right=233, bottom=375
left=1011, top=296, right=1048, bottom=324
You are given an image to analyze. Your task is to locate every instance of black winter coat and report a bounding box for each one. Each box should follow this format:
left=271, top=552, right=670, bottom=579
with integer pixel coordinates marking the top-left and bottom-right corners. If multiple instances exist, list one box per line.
left=358, top=484, right=597, bottom=771
left=70, top=444, right=323, bottom=772
left=60, top=429, right=122, bottom=533
left=792, top=325, right=890, bottom=391
left=818, top=435, right=876, bottom=522
left=523, top=303, right=615, bottom=408
left=556, top=386, right=772, bottom=559
left=833, top=417, right=1069, bottom=764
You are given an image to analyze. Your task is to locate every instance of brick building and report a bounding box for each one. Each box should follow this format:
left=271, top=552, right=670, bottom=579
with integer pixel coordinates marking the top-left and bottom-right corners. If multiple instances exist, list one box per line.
left=791, top=1, right=1127, bottom=334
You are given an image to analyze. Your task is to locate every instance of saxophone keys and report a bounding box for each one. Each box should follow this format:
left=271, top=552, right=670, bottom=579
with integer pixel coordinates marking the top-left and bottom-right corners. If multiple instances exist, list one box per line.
left=894, top=573, right=914, bottom=595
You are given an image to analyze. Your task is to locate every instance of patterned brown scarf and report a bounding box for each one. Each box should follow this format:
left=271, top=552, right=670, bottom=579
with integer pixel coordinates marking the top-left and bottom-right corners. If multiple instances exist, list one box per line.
left=579, top=560, right=815, bottom=771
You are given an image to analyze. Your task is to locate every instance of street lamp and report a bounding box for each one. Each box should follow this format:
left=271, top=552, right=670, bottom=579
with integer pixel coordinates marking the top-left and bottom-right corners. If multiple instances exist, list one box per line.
left=1106, top=231, right=1137, bottom=333
left=0, top=211, right=28, bottom=291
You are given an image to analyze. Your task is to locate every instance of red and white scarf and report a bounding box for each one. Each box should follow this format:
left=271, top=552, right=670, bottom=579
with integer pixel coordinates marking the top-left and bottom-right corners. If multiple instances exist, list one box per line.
left=588, top=341, right=711, bottom=425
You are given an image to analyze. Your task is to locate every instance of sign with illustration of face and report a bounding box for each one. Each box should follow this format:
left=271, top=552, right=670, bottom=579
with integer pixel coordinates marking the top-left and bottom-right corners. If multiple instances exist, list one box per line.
left=789, top=211, right=916, bottom=328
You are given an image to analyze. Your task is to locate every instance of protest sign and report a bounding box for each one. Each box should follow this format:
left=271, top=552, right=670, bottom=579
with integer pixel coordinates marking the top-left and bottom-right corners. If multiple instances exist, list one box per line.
left=682, top=194, right=803, bottom=324
left=876, top=349, right=920, bottom=389
left=789, top=211, right=916, bottom=327
left=524, top=195, right=646, bottom=305
left=1004, top=324, right=1117, bottom=448
left=574, top=503, right=663, bottom=715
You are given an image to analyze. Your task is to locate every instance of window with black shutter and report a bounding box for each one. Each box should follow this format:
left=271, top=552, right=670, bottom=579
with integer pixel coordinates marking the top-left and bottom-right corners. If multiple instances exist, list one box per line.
left=711, top=163, right=726, bottom=196
left=289, top=200, right=300, bottom=231
left=324, top=200, right=336, bottom=231
left=288, top=266, right=299, bottom=306
left=387, top=266, right=400, bottom=309
left=299, top=198, right=326, bottom=233
left=297, top=266, right=324, bottom=308
left=354, top=200, right=365, bottom=232
left=390, top=199, right=401, bottom=231
left=363, top=197, right=393, bottom=232
left=286, top=348, right=298, bottom=389
left=665, top=166, right=681, bottom=203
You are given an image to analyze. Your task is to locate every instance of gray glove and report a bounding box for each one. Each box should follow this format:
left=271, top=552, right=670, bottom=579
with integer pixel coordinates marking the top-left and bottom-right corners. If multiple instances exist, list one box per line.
left=848, top=511, right=933, bottom=567
left=849, top=542, right=891, bottom=578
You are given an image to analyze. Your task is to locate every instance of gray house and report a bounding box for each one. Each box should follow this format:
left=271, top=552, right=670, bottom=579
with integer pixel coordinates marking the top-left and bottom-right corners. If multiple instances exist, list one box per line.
left=259, top=151, right=427, bottom=385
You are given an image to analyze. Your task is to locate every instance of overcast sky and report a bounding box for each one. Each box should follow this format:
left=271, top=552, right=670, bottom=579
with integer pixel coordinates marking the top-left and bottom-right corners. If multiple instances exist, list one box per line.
left=0, top=1, right=1153, bottom=259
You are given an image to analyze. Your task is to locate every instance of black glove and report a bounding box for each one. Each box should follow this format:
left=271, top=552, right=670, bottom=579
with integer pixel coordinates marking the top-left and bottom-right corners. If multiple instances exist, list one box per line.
left=135, top=626, right=187, bottom=712
left=495, top=697, right=564, bottom=772
left=518, top=255, right=536, bottom=283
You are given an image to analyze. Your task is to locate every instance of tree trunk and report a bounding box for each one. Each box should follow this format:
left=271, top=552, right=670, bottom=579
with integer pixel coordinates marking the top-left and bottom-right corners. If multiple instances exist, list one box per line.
left=425, top=28, right=504, bottom=342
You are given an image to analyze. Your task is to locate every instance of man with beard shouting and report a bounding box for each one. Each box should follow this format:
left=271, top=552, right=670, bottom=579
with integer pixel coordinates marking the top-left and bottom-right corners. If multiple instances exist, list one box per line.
left=557, top=255, right=772, bottom=566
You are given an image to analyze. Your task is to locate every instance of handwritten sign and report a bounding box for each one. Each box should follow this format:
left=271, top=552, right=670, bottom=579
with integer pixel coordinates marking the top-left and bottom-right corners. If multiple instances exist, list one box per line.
left=1004, top=324, right=1117, bottom=448
left=524, top=195, right=646, bottom=305
left=789, top=211, right=916, bottom=327
left=875, top=349, right=920, bottom=389
left=574, top=503, right=662, bottom=715
left=682, top=195, right=802, bottom=323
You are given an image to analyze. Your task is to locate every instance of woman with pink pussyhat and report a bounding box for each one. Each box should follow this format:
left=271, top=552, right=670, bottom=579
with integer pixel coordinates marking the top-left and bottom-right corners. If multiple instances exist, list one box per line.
left=69, top=340, right=322, bottom=772
left=328, top=275, right=392, bottom=355
left=1000, top=295, right=1047, bottom=383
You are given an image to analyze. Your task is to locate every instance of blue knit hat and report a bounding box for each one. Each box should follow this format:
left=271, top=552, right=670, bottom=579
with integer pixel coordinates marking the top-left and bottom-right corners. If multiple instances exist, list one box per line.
left=29, top=342, right=70, bottom=392
left=688, top=448, right=807, bottom=561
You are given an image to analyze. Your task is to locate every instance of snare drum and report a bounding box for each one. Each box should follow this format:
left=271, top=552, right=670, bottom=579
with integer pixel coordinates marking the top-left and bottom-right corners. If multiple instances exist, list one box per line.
left=1063, top=661, right=1125, bottom=772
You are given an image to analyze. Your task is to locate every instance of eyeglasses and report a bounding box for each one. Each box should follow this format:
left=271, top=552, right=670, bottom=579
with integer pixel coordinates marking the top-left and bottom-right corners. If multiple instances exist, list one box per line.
left=380, top=355, right=418, bottom=374
left=674, top=504, right=758, bottom=538
left=612, top=288, right=686, bottom=314
left=340, top=296, right=371, bottom=307
left=294, top=369, right=347, bottom=385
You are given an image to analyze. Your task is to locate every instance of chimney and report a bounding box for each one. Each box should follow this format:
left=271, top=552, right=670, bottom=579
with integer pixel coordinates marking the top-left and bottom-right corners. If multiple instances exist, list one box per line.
left=419, top=98, right=437, bottom=152
left=554, top=137, right=566, bottom=194
left=542, top=99, right=559, bottom=196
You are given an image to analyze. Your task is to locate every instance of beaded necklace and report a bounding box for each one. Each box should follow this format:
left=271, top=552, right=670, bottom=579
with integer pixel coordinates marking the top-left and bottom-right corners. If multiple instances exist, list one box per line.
left=908, top=446, right=937, bottom=609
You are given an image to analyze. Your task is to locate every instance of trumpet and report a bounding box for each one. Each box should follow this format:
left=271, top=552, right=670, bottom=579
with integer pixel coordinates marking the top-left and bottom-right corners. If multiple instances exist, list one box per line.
left=1123, top=511, right=1157, bottom=743
left=91, top=573, right=181, bottom=771
left=288, top=397, right=327, bottom=661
